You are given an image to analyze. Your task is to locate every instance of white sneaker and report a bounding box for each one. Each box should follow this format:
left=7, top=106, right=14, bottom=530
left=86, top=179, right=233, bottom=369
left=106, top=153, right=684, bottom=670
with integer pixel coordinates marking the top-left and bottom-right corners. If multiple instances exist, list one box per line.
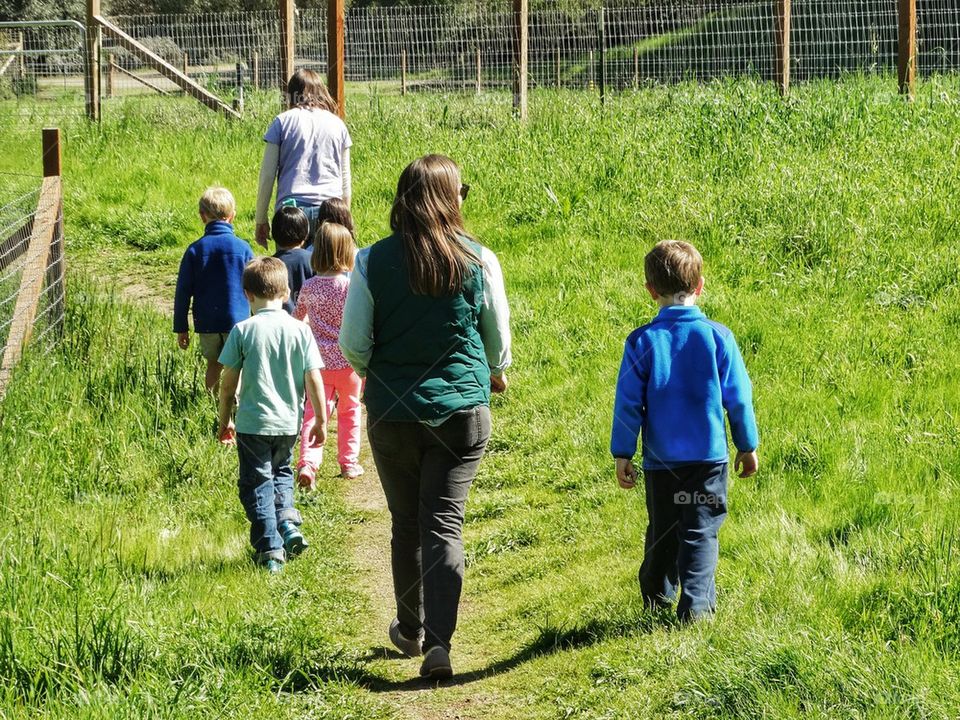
left=388, top=618, right=423, bottom=657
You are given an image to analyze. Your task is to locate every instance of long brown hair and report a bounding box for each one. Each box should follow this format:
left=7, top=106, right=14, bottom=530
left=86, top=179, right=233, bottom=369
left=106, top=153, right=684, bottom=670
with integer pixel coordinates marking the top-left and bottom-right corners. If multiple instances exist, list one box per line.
left=389, top=155, right=480, bottom=297
left=287, top=68, right=338, bottom=114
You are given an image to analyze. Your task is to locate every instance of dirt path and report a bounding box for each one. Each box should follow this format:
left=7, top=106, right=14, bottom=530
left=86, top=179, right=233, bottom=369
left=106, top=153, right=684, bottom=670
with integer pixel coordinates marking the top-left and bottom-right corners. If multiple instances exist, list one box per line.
left=344, top=430, right=500, bottom=720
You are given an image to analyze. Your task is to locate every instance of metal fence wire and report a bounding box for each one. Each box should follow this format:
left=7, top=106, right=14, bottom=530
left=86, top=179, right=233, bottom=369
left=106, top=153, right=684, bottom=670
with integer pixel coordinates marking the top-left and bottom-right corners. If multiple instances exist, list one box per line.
left=2, top=2, right=960, bottom=117
left=0, top=178, right=64, bottom=377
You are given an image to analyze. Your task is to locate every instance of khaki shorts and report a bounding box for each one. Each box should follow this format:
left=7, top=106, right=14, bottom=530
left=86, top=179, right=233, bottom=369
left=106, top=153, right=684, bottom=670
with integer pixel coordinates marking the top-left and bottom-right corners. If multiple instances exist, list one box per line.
left=198, top=332, right=229, bottom=363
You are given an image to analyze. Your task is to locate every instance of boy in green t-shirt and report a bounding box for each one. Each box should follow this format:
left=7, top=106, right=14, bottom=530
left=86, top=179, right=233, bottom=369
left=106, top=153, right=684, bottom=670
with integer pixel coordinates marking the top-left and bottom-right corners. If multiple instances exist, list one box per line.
left=217, top=257, right=327, bottom=572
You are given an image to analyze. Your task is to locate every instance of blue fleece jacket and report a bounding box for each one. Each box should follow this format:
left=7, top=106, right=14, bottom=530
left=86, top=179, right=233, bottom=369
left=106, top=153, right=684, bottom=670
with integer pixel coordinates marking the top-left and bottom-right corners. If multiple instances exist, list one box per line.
left=611, top=305, right=758, bottom=470
left=172, top=221, right=254, bottom=334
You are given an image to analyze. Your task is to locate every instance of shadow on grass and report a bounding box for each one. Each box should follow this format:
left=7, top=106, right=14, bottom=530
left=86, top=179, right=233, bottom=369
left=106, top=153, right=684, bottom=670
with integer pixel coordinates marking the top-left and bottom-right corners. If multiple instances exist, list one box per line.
left=363, top=610, right=674, bottom=691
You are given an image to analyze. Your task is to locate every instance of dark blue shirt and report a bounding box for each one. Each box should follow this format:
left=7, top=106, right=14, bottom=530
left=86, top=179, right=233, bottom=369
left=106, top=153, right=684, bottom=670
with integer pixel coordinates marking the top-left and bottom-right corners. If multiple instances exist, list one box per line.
left=173, top=221, right=254, bottom=334
left=611, top=305, right=758, bottom=470
left=273, top=246, right=314, bottom=314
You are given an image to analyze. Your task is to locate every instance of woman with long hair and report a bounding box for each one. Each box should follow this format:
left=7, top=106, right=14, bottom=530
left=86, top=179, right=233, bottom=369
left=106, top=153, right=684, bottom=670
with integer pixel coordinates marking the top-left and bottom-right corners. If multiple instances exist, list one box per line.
left=255, top=68, right=352, bottom=249
left=340, top=155, right=512, bottom=679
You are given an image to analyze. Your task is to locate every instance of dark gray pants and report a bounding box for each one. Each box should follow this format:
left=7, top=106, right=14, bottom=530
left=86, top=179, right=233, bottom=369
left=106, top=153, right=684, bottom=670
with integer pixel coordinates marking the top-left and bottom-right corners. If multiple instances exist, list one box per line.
left=368, top=406, right=491, bottom=652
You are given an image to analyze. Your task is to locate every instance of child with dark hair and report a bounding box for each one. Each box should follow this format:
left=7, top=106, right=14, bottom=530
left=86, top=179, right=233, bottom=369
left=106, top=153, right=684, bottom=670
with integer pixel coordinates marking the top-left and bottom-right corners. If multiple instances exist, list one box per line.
left=272, top=205, right=314, bottom=314
left=306, top=197, right=355, bottom=249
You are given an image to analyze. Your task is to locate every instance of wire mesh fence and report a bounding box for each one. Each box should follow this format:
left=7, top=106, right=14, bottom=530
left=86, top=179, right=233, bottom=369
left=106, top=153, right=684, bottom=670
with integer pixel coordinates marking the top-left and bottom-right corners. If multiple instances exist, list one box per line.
left=103, top=11, right=282, bottom=102
left=2, top=1, right=960, bottom=121
left=0, top=21, right=87, bottom=120
left=0, top=176, right=65, bottom=389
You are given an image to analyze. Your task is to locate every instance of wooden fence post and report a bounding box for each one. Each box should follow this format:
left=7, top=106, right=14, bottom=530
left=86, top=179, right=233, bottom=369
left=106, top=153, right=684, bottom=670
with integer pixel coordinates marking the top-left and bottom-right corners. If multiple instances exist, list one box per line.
left=182, top=52, right=188, bottom=76
left=279, top=0, right=295, bottom=97
left=476, top=45, right=482, bottom=95
left=588, top=50, right=595, bottom=90
left=898, top=0, right=917, bottom=97
left=555, top=46, right=561, bottom=89
left=633, top=46, right=639, bottom=89
left=106, top=53, right=114, bottom=98
left=42, top=128, right=61, bottom=178
left=400, top=48, right=407, bottom=95
left=252, top=50, right=260, bottom=89
left=233, top=61, right=244, bottom=114
left=775, top=0, right=791, bottom=96
left=17, top=31, right=26, bottom=78
left=85, top=0, right=102, bottom=121
left=328, top=0, right=345, bottom=118
left=513, top=0, right=528, bottom=120
left=598, top=7, right=606, bottom=104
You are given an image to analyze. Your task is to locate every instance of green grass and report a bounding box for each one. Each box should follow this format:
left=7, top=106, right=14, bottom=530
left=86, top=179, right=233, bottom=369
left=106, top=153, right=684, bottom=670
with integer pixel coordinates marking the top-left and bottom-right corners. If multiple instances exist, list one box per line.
left=2, top=75, right=960, bottom=718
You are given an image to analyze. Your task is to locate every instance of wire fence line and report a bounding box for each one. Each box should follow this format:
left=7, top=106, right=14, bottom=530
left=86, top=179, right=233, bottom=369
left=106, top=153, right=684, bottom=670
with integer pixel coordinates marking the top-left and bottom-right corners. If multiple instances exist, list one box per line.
left=0, top=176, right=65, bottom=397
left=2, top=2, right=960, bottom=118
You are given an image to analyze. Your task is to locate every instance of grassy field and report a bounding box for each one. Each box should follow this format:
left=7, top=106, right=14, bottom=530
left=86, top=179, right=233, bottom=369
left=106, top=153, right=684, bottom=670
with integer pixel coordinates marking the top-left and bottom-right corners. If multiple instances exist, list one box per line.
left=2, top=77, right=960, bottom=718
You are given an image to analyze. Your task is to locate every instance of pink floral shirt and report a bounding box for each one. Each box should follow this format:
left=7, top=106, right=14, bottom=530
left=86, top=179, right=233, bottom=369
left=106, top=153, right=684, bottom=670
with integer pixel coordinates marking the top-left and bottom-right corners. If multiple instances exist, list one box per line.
left=293, top=273, right=351, bottom=370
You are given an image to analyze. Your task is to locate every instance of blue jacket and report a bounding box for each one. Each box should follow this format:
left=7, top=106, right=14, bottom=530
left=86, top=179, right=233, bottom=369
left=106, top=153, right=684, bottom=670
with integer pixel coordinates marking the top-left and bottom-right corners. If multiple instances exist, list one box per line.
left=173, top=221, right=254, bottom=334
left=273, top=246, right=314, bottom=314
left=611, top=305, right=758, bottom=470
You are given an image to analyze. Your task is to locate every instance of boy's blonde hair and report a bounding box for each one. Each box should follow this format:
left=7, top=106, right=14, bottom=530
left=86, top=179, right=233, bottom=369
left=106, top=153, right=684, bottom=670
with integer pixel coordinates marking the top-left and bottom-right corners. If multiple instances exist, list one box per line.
left=243, top=257, right=289, bottom=300
left=199, top=187, right=236, bottom=221
left=312, top=221, right=356, bottom=274
left=644, top=240, right=703, bottom=297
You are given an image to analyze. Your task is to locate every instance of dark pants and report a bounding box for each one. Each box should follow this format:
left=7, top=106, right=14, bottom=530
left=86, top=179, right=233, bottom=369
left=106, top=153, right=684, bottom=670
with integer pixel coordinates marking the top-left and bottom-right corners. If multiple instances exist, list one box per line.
left=236, top=433, right=301, bottom=561
left=639, top=463, right=728, bottom=620
left=368, top=406, right=491, bottom=652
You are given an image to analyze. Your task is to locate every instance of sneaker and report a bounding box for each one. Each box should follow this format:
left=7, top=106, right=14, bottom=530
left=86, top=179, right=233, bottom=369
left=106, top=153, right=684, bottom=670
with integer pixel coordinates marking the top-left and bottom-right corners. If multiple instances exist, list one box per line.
left=388, top=618, right=423, bottom=657
left=296, top=466, right=316, bottom=491
left=254, top=554, right=285, bottom=574
left=263, top=558, right=284, bottom=574
left=279, top=521, right=309, bottom=557
left=419, top=646, right=453, bottom=680
left=340, top=465, right=364, bottom=479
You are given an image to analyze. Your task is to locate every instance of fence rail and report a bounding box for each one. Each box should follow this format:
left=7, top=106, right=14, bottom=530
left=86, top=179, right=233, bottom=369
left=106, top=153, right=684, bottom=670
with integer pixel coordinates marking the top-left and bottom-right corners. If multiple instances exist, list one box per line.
left=2, top=1, right=960, bottom=119
left=0, top=129, right=65, bottom=398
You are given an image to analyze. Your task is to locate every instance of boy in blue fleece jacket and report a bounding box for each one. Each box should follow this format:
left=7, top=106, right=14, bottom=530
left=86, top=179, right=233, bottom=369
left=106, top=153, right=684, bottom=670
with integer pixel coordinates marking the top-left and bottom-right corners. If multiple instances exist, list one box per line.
left=173, top=187, right=254, bottom=393
left=611, top=240, right=759, bottom=621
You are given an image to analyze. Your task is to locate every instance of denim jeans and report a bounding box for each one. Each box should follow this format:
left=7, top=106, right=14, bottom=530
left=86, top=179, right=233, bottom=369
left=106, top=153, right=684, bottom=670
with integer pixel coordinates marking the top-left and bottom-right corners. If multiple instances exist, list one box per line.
left=368, top=406, right=491, bottom=652
left=639, top=462, right=728, bottom=620
left=299, top=204, right=320, bottom=249
left=236, top=433, right=301, bottom=561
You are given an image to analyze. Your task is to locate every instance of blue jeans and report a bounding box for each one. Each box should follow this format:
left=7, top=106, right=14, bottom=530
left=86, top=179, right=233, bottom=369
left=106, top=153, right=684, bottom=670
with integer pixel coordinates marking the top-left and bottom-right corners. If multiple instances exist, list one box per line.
left=236, top=433, right=301, bottom=561
left=639, top=463, right=728, bottom=620
left=299, top=204, right=320, bottom=250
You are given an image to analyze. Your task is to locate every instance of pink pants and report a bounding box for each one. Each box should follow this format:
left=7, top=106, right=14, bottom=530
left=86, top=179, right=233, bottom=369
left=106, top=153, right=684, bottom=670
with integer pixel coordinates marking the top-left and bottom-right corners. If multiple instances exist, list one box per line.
left=298, top=367, right=363, bottom=475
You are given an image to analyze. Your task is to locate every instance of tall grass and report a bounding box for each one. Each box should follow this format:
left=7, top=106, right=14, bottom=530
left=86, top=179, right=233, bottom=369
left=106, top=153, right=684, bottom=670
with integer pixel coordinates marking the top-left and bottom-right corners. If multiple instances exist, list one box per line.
left=1, top=76, right=960, bottom=717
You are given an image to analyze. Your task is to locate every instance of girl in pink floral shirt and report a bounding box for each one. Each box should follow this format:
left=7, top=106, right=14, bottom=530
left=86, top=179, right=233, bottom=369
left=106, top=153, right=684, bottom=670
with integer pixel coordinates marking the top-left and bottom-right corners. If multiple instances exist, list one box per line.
left=293, top=221, right=363, bottom=485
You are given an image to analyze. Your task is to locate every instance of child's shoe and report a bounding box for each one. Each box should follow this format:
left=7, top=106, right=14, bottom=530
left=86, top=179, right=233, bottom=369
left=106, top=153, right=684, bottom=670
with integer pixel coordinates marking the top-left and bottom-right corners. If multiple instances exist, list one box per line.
left=296, top=465, right=317, bottom=491
left=254, top=553, right=285, bottom=574
left=279, top=521, right=309, bottom=557
left=340, top=464, right=364, bottom=479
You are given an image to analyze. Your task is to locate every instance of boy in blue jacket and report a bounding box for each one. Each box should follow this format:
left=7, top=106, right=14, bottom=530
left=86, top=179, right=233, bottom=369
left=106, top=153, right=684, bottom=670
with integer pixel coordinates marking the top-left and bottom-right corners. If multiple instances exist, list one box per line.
left=173, top=187, right=254, bottom=393
left=611, top=240, right=759, bottom=621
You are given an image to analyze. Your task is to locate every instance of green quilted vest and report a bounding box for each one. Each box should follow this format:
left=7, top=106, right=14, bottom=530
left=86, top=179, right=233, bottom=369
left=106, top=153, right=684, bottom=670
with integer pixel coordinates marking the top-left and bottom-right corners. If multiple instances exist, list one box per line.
left=365, top=233, right=490, bottom=422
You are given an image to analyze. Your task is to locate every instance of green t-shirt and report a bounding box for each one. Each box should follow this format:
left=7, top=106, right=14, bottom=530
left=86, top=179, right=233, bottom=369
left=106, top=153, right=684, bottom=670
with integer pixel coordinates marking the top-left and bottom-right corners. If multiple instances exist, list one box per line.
left=219, top=307, right=323, bottom=435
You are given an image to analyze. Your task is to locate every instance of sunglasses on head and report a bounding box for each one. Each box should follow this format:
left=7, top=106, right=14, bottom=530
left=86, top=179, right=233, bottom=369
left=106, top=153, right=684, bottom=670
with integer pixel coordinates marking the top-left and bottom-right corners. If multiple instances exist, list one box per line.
left=460, top=184, right=471, bottom=201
